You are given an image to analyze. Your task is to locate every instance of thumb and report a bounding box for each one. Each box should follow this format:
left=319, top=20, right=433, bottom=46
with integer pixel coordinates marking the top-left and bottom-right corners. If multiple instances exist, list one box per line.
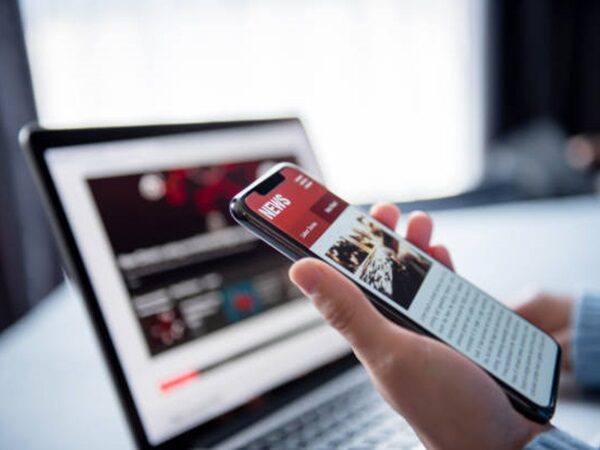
left=289, top=258, right=408, bottom=364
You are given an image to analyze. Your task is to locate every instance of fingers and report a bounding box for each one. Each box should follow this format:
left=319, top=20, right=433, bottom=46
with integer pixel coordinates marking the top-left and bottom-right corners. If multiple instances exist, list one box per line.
left=429, top=245, right=454, bottom=270
left=370, top=206, right=453, bottom=270
left=513, top=293, right=573, bottom=334
left=513, top=295, right=573, bottom=370
left=370, top=202, right=400, bottom=231
left=406, top=211, right=433, bottom=250
left=369, top=206, right=435, bottom=254
left=554, top=329, right=572, bottom=371
left=289, top=258, right=408, bottom=363
left=405, top=212, right=454, bottom=269
left=514, top=300, right=546, bottom=329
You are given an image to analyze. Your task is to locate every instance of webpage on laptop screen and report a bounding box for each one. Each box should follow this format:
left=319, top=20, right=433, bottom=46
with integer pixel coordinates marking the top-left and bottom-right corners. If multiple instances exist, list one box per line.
left=46, top=130, right=349, bottom=444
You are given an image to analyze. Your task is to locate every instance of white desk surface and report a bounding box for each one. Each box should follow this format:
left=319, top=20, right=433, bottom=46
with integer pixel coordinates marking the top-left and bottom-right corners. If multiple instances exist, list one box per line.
left=1, top=195, right=599, bottom=449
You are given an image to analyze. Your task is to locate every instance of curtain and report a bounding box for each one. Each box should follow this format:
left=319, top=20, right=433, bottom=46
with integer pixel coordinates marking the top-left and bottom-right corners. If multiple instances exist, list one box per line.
left=490, top=0, right=600, bottom=139
left=0, top=0, right=61, bottom=331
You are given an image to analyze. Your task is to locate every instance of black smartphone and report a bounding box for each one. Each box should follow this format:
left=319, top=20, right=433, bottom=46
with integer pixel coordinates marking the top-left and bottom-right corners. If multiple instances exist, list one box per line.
left=230, top=162, right=560, bottom=423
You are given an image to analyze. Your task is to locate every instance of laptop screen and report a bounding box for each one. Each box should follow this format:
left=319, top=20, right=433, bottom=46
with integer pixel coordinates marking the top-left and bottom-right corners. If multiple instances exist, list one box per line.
left=43, top=122, right=348, bottom=445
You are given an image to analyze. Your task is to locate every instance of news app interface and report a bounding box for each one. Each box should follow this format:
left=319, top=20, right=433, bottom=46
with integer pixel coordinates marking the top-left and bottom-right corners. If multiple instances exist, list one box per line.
left=245, top=166, right=558, bottom=406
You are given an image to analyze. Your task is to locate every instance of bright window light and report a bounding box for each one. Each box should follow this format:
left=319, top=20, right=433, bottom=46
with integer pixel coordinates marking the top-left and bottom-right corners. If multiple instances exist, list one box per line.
left=20, top=0, right=485, bottom=203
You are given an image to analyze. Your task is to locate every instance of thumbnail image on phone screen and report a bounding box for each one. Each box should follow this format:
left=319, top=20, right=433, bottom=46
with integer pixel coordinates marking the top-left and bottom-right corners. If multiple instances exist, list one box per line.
left=231, top=163, right=560, bottom=421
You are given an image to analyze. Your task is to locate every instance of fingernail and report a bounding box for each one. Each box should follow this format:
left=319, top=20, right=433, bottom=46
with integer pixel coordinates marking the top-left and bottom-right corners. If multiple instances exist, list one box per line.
left=290, top=264, right=322, bottom=296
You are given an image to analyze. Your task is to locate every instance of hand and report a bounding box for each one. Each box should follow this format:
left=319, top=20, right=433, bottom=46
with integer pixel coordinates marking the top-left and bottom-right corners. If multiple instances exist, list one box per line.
left=514, top=293, right=574, bottom=371
left=289, top=203, right=549, bottom=450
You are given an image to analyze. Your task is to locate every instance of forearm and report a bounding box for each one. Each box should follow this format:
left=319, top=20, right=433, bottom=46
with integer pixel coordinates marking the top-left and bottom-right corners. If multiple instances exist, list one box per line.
left=524, top=429, right=595, bottom=450
left=523, top=294, right=600, bottom=449
left=573, top=293, right=600, bottom=390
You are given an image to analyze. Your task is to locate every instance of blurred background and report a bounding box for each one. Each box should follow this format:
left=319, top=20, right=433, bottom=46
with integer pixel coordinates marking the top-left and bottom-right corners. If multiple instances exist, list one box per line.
left=1, top=0, right=599, bottom=332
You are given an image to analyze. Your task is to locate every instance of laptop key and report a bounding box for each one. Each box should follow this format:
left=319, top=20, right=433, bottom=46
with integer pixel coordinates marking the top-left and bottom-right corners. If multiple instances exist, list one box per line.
left=239, top=379, right=421, bottom=450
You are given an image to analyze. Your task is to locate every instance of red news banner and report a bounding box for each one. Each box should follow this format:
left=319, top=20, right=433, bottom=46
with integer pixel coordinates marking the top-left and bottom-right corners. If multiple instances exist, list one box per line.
left=245, top=167, right=348, bottom=248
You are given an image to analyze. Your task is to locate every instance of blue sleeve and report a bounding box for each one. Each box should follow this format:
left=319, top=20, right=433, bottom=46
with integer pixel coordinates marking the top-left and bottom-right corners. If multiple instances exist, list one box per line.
left=524, top=429, right=595, bottom=450
left=573, top=293, right=600, bottom=390
left=523, top=294, right=600, bottom=450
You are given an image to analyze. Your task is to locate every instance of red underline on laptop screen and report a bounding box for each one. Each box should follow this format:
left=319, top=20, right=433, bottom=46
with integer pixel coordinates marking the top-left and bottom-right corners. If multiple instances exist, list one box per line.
left=158, top=318, right=324, bottom=393
left=159, top=370, right=201, bottom=392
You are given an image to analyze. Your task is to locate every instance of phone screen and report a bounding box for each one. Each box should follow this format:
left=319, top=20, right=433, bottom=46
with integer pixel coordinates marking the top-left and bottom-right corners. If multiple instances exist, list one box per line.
left=243, top=166, right=558, bottom=408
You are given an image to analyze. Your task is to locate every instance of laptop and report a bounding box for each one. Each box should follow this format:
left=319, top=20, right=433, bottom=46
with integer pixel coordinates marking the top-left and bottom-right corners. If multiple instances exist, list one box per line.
left=21, top=118, right=421, bottom=449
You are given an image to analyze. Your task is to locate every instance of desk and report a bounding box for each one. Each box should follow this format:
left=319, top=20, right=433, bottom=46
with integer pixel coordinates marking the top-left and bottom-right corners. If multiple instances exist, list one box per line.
left=1, top=196, right=600, bottom=449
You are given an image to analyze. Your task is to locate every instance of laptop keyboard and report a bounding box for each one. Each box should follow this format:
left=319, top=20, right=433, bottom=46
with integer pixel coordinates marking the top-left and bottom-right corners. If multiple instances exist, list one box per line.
left=240, top=381, right=422, bottom=450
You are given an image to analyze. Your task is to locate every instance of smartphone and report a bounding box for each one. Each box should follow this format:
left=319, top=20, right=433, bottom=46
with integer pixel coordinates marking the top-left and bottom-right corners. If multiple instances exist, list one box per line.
left=230, top=162, right=560, bottom=423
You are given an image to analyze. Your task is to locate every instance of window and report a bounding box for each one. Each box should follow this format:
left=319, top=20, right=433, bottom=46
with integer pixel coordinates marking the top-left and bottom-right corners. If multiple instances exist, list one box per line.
left=20, top=0, right=485, bottom=202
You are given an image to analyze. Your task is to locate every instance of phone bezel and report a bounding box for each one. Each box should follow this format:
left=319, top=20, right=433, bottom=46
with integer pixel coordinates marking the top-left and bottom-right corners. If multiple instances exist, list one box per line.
left=230, top=162, right=561, bottom=424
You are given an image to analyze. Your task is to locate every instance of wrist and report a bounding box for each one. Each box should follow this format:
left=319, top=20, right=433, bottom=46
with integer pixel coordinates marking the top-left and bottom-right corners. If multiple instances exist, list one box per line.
left=517, top=422, right=553, bottom=450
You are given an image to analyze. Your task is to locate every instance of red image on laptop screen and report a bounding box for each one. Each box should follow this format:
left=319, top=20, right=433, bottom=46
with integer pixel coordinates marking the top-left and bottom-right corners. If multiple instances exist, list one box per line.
left=245, top=167, right=348, bottom=248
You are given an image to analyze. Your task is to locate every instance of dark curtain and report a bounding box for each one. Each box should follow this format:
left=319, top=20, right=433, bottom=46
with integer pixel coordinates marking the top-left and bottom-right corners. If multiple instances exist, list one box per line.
left=490, top=0, right=600, bottom=139
left=0, top=0, right=61, bottom=331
